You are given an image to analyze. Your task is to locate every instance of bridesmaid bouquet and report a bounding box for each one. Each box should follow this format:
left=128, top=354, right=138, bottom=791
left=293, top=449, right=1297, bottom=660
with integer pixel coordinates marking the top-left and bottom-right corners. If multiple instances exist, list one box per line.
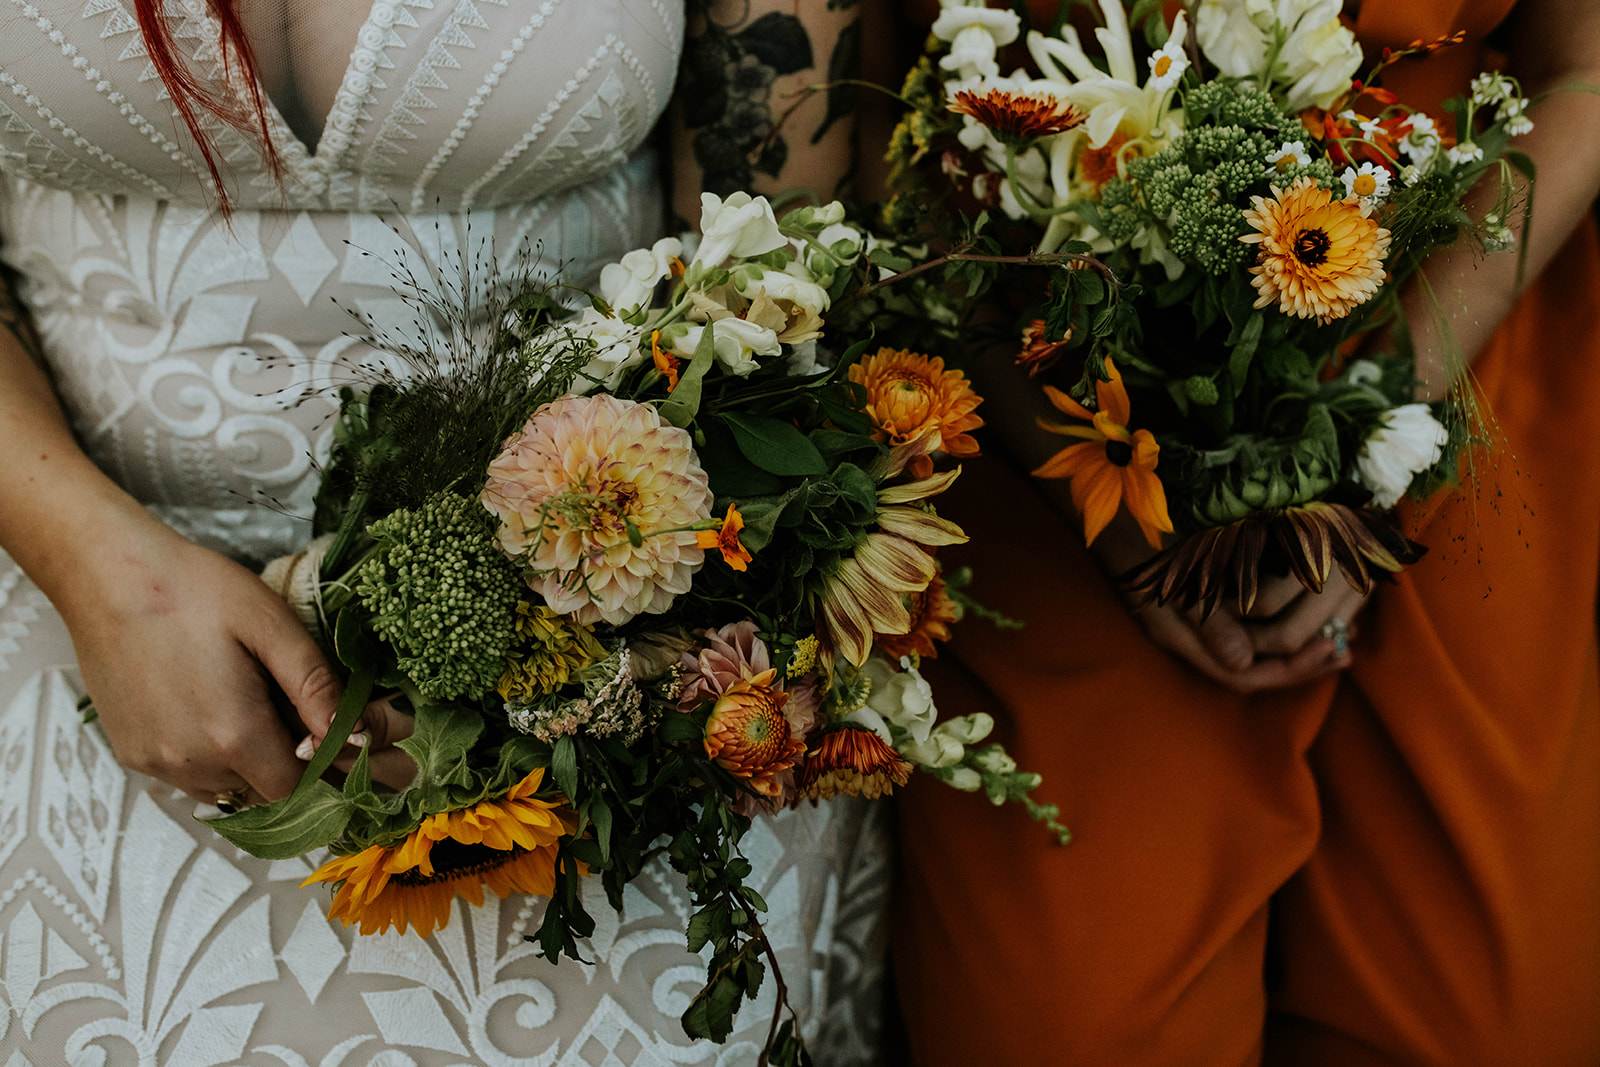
left=881, top=0, right=1537, bottom=613
left=206, top=193, right=1060, bottom=1062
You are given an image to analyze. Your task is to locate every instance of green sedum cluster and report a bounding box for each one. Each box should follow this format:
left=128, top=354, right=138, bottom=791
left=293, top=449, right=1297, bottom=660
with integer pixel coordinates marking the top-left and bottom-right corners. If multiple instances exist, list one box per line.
left=1101, top=81, right=1337, bottom=275
left=355, top=491, right=524, bottom=701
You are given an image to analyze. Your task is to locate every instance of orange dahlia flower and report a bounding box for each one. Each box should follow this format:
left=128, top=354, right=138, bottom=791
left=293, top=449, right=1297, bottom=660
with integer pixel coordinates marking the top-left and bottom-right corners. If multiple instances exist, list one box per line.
left=798, top=725, right=914, bottom=801
left=303, top=769, right=572, bottom=936
left=1017, top=319, right=1072, bottom=378
left=704, top=669, right=807, bottom=798
left=877, top=569, right=960, bottom=661
left=849, top=348, right=983, bottom=460
left=948, top=88, right=1086, bottom=143
left=1241, top=177, right=1390, bottom=324
left=1034, top=358, right=1173, bottom=549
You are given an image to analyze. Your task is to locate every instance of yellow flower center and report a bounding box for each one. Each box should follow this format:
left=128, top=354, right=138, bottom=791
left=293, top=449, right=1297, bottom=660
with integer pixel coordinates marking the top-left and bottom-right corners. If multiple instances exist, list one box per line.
left=1153, top=55, right=1172, bottom=77
left=1275, top=154, right=1298, bottom=172
left=881, top=374, right=936, bottom=432
left=1352, top=173, right=1377, bottom=197
left=1293, top=227, right=1333, bottom=267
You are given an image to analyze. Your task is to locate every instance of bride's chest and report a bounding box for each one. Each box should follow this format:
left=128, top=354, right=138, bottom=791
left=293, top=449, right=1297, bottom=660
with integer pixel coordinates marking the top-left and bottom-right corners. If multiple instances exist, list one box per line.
left=0, top=0, right=684, bottom=211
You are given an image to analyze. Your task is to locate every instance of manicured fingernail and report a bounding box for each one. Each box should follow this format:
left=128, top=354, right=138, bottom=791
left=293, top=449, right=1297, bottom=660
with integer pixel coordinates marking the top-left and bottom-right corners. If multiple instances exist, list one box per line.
left=295, top=735, right=316, bottom=760
left=193, top=802, right=225, bottom=821
left=347, top=731, right=371, bottom=749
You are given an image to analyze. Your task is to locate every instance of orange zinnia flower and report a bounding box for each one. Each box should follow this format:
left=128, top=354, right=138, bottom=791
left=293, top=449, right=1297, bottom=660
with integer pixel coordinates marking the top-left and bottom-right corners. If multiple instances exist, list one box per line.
left=1017, top=319, right=1072, bottom=378
left=1241, top=177, right=1390, bottom=324
left=797, top=724, right=914, bottom=801
left=877, top=568, right=960, bottom=661
left=696, top=503, right=752, bottom=571
left=303, top=769, right=572, bottom=936
left=849, top=348, right=983, bottom=460
left=1034, top=358, right=1173, bottom=549
left=704, top=669, right=807, bottom=798
left=651, top=329, right=679, bottom=390
left=948, top=88, right=1086, bottom=143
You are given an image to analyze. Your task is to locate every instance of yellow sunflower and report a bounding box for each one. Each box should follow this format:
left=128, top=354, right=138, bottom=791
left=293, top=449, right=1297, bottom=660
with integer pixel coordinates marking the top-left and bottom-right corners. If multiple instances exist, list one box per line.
left=1241, top=176, right=1391, bottom=324
left=304, top=769, right=573, bottom=936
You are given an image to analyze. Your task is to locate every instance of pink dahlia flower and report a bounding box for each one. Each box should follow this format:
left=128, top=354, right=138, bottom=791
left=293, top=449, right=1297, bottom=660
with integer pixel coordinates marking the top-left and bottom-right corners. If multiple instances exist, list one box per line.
left=483, top=394, right=713, bottom=625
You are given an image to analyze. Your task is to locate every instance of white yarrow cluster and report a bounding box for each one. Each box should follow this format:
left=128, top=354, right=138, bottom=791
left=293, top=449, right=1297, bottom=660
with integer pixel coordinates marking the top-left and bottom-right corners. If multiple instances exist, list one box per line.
left=1356, top=404, right=1450, bottom=509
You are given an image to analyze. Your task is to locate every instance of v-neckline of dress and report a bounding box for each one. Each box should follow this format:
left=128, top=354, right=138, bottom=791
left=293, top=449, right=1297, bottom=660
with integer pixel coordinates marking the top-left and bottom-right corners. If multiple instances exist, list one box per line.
left=224, top=0, right=394, bottom=175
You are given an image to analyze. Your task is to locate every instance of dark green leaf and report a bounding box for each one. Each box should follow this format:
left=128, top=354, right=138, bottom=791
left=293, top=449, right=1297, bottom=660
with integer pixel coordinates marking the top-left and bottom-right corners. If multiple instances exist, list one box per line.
left=1227, top=314, right=1264, bottom=395
left=659, top=323, right=718, bottom=428
left=719, top=413, right=828, bottom=476
left=552, top=735, right=579, bottom=802
left=396, top=702, right=483, bottom=788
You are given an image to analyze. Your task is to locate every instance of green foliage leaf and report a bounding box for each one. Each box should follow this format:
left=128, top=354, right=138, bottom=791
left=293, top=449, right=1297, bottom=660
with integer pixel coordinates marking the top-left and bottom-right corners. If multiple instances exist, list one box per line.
left=207, top=780, right=353, bottom=859
left=1227, top=313, right=1264, bottom=395
left=396, top=703, right=483, bottom=788
left=660, top=323, right=718, bottom=428
left=719, top=413, right=828, bottom=476
left=551, top=734, right=580, bottom=802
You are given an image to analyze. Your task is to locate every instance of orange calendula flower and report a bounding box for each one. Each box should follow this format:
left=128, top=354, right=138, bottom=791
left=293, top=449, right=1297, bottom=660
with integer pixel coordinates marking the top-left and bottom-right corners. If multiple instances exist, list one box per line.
left=849, top=348, right=983, bottom=460
left=696, top=503, right=753, bottom=571
left=1241, top=177, right=1391, bottom=324
left=1034, top=358, right=1173, bottom=549
left=877, top=569, right=960, bottom=661
left=798, top=725, right=914, bottom=801
left=704, top=669, right=807, bottom=798
left=948, top=88, right=1086, bottom=143
left=650, top=329, right=679, bottom=390
left=1017, top=319, right=1072, bottom=378
left=303, top=769, right=572, bottom=936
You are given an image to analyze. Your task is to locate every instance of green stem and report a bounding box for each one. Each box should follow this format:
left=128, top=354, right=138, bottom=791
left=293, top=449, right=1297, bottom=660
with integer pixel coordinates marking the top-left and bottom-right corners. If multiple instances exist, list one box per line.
left=293, top=667, right=375, bottom=795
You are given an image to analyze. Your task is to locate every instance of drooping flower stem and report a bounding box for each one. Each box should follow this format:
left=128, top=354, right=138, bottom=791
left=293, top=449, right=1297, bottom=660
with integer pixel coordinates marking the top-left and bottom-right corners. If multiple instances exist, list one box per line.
left=842, top=243, right=1120, bottom=305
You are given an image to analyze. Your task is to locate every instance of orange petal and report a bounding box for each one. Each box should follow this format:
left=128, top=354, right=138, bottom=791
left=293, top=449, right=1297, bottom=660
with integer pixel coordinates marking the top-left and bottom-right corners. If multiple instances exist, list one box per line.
left=1095, top=358, right=1132, bottom=427
left=1078, top=463, right=1124, bottom=546
left=1033, top=441, right=1098, bottom=479
left=1122, top=466, right=1174, bottom=548
left=1041, top=385, right=1094, bottom=421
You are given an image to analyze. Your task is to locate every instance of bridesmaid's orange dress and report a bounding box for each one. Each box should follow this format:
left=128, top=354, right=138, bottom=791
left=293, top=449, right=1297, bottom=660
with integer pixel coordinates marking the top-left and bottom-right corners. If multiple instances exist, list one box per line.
left=894, top=1, right=1600, bottom=1064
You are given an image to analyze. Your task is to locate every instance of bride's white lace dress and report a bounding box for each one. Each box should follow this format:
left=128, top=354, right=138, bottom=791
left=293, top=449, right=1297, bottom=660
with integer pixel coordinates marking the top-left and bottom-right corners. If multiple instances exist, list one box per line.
left=0, top=1, right=889, bottom=1063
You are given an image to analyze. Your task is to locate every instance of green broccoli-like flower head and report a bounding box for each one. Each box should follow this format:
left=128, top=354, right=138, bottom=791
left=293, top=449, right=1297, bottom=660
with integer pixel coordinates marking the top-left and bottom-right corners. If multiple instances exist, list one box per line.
left=355, top=491, right=525, bottom=701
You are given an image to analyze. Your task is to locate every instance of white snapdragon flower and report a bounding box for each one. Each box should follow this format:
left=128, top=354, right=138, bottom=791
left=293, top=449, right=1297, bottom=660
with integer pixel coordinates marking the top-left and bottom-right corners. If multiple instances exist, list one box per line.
left=598, top=236, right=682, bottom=315
left=1266, top=140, right=1313, bottom=172
left=1446, top=141, right=1485, bottom=167
left=1344, top=359, right=1384, bottom=387
left=665, top=318, right=781, bottom=377
left=566, top=309, right=646, bottom=392
left=1341, top=162, right=1392, bottom=213
left=816, top=221, right=864, bottom=259
left=734, top=263, right=831, bottom=344
left=849, top=656, right=939, bottom=752
left=898, top=713, right=995, bottom=770
left=1197, top=0, right=1362, bottom=113
left=1275, top=2, right=1365, bottom=112
left=1356, top=404, right=1450, bottom=509
left=691, top=192, right=787, bottom=269
left=932, top=1, right=1021, bottom=80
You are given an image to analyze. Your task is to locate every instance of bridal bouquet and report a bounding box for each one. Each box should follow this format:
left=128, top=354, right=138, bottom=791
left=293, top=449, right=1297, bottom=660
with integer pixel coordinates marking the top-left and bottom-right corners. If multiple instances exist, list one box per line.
left=204, top=192, right=1060, bottom=1062
left=881, top=0, right=1536, bottom=613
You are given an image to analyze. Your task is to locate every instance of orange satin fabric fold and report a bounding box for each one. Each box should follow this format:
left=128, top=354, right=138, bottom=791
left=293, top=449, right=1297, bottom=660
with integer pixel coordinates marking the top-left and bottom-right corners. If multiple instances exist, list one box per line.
left=894, top=3, right=1600, bottom=1063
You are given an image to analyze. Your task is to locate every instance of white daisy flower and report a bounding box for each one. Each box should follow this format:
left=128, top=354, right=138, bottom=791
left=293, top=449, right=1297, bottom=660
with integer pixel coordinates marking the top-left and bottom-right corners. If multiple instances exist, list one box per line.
left=1398, top=111, right=1439, bottom=164
left=1341, top=162, right=1392, bottom=213
left=1446, top=141, right=1484, bottom=166
left=1501, top=96, right=1534, bottom=136
left=1146, top=38, right=1189, bottom=91
left=1341, top=109, right=1384, bottom=140
left=1266, top=140, right=1313, bottom=174
left=1470, top=71, right=1513, bottom=106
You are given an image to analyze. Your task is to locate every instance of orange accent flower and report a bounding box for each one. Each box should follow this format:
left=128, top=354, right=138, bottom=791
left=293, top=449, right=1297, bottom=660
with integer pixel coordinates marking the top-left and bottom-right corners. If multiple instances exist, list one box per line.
left=849, top=348, right=983, bottom=460
left=303, top=769, right=572, bottom=936
left=877, top=569, right=959, bottom=661
left=1034, top=358, right=1173, bottom=549
left=668, top=255, right=687, bottom=279
left=696, top=503, right=752, bottom=572
left=798, top=725, right=914, bottom=800
left=949, top=88, right=1087, bottom=142
left=1241, top=177, right=1390, bottom=324
left=651, top=329, right=679, bottom=390
left=1077, top=129, right=1133, bottom=190
left=1017, top=319, right=1072, bottom=378
left=703, top=669, right=807, bottom=798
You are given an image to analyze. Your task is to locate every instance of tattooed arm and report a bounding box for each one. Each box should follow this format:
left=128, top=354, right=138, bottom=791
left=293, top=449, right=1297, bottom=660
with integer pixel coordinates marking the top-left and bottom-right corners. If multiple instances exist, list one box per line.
left=671, top=0, right=863, bottom=221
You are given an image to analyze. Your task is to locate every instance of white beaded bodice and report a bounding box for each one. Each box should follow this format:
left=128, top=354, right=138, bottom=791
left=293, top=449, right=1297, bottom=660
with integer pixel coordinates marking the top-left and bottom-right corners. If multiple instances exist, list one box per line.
left=0, top=0, right=681, bottom=558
